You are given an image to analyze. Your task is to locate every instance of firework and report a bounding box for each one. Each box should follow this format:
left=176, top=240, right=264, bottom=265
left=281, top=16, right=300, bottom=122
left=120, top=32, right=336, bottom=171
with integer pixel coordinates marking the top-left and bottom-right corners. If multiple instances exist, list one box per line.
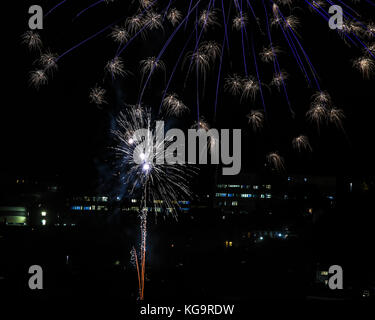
left=241, top=76, right=259, bottom=101
left=167, top=8, right=182, bottom=27
left=110, top=25, right=130, bottom=44
left=328, top=107, right=345, bottom=129
left=37, top=52, right=58, bottom=72
left=89, top=86, right=107, bottom=106
left=22, top=31, right=42, bottom=51
left=162, top=93, right=189, bottom=116
left=306, top=104, right=328, bottom=129
left=29, top=70, right=48, bottom=89
left=23, top=0, right=374, bottom=171
left=22, top=0, right=375, bottom=301
left=199, top=9, right=219, bottom=30
left=144, top=11, right=164, bottom=31
left=232, top=14, right=248, bottom=31
left=271, top=71, right=288, bottom=89
left=353, top=56, right=375, bottom=78
left=140, top=57, right=166, bottom=77
left=200, top=41, right=222, bottom=63
left=126, top=14, right=144, bottom=35
left=260, top=46, right=281, bottom=63
left=247, top=110, right=264, bottom=132
left=224, top=74, right=243, bottom=96
left=113, top=105, right=194, bottom=299
left=267, top=152, right=285, bottom=172
left=105, top=56, right=127, bottom=78
left=292, top=135, right=312, bottom=152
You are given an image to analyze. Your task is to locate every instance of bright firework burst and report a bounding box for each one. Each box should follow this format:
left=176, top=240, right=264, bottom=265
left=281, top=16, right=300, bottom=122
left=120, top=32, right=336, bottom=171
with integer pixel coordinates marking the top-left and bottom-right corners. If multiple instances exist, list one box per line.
left=113, top=105, right=195, bottom=299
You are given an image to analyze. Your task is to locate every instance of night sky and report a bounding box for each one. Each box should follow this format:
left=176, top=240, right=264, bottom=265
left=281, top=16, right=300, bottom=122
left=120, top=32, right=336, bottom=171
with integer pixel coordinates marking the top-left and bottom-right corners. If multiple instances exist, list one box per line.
left=2, top=1, right=375, bottom=191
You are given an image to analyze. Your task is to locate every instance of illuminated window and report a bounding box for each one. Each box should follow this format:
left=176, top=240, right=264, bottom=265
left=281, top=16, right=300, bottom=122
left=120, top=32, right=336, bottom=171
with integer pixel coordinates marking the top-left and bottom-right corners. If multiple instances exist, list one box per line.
left=225, top=241, right=233, bottom=248
left=241, top=194, right=252, bottom=198
left=131, top=199, right=137, bottom=203
left=266, top=194, right=272, bottom=199
left=228, top=185, right=240, bottom=188
left=154, top=200, right=163, bottom=204
left=178, top=201, right=190, bottom=204
left=41, top=219, right=47, bottom=226
left=41, top=211, right=47, bottom=216
left=231, top=201, right=238, bottom=206
left=227, top=193, right=234, bottom=197
left=260, top=194, right=265, bottom=199
left=215, top=193, right=227, bottom=197
left=217, top=184, right=227, bottom=188
left=253, top=185, right=259, bottom=190
left=321, top=271, right=328, bottom=276
left=265, top=185, right=271, bottom=190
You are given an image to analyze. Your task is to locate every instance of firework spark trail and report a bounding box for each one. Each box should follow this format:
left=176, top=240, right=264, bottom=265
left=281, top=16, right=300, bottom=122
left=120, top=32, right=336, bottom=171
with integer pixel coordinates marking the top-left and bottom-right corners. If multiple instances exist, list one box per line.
left=56, top=0, right=159, bottom=62
left=44, top=0, right=68, bottom=18
left=262, top=0, right=292, bottom=112
left=238, top=0, right=249, bottom=76
left=214, top=34, right=226, bottom=119
left=183, top=0, right=215, bottom=82
left=273, top=4, right=315, bottom=88
left=137, top=0, right=202, bottom=104
left=158, top=30, right=196, bottom=114
left=75, top=0, right=105, bottom=20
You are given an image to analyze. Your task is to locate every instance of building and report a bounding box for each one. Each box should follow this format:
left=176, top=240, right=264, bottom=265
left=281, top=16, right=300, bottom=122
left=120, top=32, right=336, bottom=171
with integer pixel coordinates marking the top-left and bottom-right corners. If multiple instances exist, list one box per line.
left=0, top=206, right=28, bottom=226
left=213, top=172, right=337, bottom=216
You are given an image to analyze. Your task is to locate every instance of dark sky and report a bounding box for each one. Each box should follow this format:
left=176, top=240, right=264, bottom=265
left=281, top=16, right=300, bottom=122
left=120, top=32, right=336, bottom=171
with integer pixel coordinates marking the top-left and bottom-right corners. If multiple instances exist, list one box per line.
left=2, top=1, right=375, bottom=191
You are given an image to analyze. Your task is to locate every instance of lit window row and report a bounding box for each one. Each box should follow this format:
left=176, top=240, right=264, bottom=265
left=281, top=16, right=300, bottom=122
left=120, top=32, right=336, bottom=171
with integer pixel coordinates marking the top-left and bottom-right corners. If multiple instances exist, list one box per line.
left=71, top=205, right=108, bottom=211
left=72, top=196, right=109, bottom=202
left=217, top=193, right=272, bottom=199
left=217, top=184, right=271, bottom=190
